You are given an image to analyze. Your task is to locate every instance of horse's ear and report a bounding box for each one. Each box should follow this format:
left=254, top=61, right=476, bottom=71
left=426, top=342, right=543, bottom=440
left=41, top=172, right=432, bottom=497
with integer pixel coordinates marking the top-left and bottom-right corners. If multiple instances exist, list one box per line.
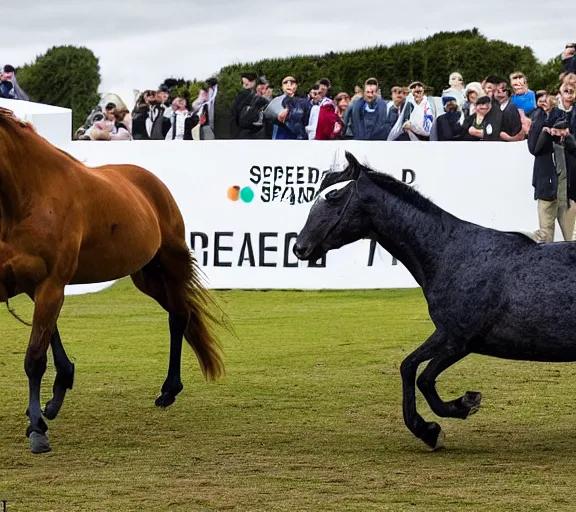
left=344, top=151, right=362, bottom=180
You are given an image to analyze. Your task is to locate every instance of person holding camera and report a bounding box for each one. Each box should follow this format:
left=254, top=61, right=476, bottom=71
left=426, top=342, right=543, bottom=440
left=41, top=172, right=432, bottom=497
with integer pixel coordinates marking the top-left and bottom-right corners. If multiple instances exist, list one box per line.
left=529, top=92, right=576, bottom=242
left=563, top=43, right=576, bottom=75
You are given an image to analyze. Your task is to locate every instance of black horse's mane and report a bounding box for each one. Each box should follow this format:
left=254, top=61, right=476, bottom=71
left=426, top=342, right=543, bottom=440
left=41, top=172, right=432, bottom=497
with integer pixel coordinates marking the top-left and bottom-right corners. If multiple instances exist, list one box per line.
left=363, top=169, right=444, bottom=216
left=319, top=156, right=443, bottom=217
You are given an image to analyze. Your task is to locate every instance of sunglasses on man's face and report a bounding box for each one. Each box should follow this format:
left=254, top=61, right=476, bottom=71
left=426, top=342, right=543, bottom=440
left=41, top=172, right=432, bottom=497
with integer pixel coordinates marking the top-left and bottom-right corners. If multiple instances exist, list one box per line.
left=282, top=80, right=296, bottom=85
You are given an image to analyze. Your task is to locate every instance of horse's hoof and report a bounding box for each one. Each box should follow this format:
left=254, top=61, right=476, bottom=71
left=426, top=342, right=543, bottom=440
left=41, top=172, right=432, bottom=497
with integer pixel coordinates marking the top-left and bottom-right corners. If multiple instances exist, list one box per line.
left=29, top=432, right=52, bottom=454
left=43, top=400, right=61, bottom=420
left=155, top=393, right=176, bottom=409
left=463, top=391, right=482, bottom=417
left=421, top=422, right=445, bottom=451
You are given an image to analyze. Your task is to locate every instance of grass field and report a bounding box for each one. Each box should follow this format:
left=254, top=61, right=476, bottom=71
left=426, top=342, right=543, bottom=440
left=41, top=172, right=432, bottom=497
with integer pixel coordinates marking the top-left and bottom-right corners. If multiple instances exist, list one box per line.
left=1, top=279, right=576, bottom=511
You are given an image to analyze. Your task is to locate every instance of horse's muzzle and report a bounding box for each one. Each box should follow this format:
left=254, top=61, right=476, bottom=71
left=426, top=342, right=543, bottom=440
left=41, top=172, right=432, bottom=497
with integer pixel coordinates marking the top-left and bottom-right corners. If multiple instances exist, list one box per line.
left=293, top=243, right=312, bottom=260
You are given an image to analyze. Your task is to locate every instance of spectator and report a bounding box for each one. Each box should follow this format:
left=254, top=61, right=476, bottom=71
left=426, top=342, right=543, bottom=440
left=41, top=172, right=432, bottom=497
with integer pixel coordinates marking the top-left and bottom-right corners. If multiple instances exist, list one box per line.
left=509, top=71, right=536, bottom=117
left=156, top=86, right=170, bottom=108
left=131, top=89, right=170, bottom=140
left=351, top=85, right=363, bottom=102
left=456, top=95, right=500, bottom=141
left=400, top=81, right=436, bottom=141
left=528, top=106, right=576, bottom=242
left=462, top=82, right=483, bottom=117
left=557, top=81, right=576, bottom=137
left=442, top=72, right=465, bottom=107
left=333, top=92, right=350, bottom=119
left=89, top=117, right=132, bottom=141
left=432, top=96, right=463, bottom=141
left=231, top=72, right=258, bottom=138
left=273, top=76, right=310, bottom=140
left=386, top=86, right=407, bottom=135
left=348, top=78, right=391, bottom=141
left=536, top=90, right=551, bottom=112
left=237, top=79, right=272, bottom=139
left=315, top=92, right=346, bottom=140
left=104, top=102, right=117, bottom=122
left=0, top=64, right=29, bottom=101
left=488, top=77, right=523, bottom=141
left=562, top=43, right=576, bottom=75
left=165, top=96, right=191, bottom=140
left=318, top=78, right=332, bottom=99
left=305, top=83, right=323, bottom=139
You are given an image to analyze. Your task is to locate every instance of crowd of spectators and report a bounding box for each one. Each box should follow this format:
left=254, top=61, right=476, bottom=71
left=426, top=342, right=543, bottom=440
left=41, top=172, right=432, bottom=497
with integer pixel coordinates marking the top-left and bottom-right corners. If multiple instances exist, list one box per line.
left=75, top=78, right=219, bottom=141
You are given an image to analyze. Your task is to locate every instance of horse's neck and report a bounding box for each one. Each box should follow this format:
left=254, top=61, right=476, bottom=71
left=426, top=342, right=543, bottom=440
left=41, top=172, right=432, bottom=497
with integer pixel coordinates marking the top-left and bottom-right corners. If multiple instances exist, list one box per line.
left=367, top=189, right=450, bottom=289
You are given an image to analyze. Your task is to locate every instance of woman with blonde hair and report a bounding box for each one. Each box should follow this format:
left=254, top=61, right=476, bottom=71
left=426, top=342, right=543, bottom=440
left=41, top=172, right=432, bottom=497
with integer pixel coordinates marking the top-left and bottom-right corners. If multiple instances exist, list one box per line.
left=462, top=82, right=484, bottom=117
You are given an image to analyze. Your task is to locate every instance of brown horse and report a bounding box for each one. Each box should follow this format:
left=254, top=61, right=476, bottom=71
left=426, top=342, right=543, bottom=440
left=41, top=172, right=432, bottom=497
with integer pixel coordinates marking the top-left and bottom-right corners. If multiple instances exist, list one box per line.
left=0, top=107, right=228, bottom=454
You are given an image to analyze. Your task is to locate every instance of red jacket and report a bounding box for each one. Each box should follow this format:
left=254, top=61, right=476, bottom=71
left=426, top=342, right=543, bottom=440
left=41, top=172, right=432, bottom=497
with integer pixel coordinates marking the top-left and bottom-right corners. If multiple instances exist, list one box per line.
left=315, top=102, right=344, bottom=140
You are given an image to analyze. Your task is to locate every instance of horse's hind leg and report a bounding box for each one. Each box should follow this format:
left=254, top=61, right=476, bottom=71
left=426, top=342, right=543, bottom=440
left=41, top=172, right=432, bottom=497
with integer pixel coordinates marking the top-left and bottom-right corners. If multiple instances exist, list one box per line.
left=133, top=240, right=225, bottom=408
left=43, top=326, right=75, bottom=420
left=416, top=350, right=482, bottom=420
left=131, top=257, right=187, bottom=408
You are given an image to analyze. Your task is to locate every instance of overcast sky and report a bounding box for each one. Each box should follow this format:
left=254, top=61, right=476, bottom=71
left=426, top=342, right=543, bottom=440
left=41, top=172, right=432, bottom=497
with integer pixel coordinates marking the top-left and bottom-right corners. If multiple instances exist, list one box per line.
left=3, top=1, right=576, bottom=107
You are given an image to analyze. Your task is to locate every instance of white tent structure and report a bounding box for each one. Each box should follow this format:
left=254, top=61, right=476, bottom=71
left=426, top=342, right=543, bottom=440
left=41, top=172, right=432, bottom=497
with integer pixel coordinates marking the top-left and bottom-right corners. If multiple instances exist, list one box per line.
left=0, top=98, right=117, bottom=296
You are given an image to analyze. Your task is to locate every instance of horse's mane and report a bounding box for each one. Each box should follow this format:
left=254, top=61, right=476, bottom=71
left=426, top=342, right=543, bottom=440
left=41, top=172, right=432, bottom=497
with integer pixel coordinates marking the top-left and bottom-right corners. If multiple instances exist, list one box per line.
left=319, top=154, right=443, bottom=217
left=363, top=169, right=444, bottom=216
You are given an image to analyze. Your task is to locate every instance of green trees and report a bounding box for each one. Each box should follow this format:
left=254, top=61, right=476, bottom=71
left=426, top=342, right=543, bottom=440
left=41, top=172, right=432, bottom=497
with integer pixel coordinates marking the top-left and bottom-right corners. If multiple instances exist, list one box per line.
left=17, top=45, right=101, bottom=132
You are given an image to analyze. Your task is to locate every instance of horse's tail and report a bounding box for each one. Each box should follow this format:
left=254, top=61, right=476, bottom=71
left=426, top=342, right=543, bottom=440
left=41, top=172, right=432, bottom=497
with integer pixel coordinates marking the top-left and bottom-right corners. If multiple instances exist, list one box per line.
left=180, top=250, right=234, bottom=381
left=5, top=299, right=32, bottom=326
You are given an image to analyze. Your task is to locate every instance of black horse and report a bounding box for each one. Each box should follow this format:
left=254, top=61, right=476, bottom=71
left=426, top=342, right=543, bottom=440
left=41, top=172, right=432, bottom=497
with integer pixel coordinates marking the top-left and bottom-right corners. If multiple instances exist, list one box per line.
left=293, top=151, right=576, bottom=450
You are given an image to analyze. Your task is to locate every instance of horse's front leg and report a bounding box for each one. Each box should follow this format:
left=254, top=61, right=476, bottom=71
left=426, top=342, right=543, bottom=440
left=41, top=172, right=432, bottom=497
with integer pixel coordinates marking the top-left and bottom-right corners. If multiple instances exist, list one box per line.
left=43, top=326, right=75, bottom=420
left=25, top=281, right=65, bottom=454
left=416, top=349, right=481, bottom=420
left=399, top=330, right=448, bottom=451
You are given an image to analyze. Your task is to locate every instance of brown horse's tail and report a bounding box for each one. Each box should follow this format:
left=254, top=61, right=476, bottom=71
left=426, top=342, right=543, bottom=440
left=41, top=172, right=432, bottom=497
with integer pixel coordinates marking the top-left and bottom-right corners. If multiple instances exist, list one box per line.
left=180, top=250, right=234, bottom=381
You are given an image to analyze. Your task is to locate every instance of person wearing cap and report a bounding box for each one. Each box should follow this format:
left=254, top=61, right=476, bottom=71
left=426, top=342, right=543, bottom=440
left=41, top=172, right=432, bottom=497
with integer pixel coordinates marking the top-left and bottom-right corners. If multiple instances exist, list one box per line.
left=0, top=64, right=29, bottom=101
left=433, top=96, right=463, bottom=141
left=455, top=95, right=500, bottom=141
left=528, top=93, right=576, bottom=242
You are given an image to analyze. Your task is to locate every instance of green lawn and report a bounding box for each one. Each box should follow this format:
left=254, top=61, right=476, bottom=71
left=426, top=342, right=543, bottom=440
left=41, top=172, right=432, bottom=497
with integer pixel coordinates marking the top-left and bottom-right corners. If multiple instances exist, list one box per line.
left=1, top=280, right=575, bottom=511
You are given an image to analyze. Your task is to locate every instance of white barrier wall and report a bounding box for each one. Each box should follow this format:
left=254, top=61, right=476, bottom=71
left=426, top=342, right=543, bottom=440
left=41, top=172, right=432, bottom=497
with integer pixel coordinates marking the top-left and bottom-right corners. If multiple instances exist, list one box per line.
left=0, top=98, right=72, bottom=147
left=63, top=140, right=539, bottom=290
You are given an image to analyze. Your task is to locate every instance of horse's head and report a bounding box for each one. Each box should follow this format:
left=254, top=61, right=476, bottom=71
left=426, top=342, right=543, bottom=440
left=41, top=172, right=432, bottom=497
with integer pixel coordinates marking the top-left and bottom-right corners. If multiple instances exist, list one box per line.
left=294, top=151, right=371, bottom=261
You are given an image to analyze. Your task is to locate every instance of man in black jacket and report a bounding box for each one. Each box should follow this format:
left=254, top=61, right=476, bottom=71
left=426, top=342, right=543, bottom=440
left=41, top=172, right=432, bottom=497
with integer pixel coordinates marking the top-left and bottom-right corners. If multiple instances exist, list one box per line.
left=529, top=104, right=576, bottom=242
left=230, top=72, right=258, bottom=138
left=486, top=76, right=524, bottom=141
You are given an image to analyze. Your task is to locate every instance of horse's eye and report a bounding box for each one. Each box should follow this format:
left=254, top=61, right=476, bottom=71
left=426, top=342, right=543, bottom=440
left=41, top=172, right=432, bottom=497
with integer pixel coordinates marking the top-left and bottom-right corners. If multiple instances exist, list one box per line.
left=325, top=190, right=342, bottom=201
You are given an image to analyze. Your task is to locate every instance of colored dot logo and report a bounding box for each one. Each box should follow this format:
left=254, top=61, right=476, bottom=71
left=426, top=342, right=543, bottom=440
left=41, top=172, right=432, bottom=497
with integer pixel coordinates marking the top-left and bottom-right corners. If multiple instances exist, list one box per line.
left=227, top=185, right=254, bottom=203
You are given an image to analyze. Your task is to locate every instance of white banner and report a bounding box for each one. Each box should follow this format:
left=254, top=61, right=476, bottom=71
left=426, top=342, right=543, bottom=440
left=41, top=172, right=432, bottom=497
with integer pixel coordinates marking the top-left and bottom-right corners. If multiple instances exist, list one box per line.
left=61, top=139, right=540, bottom=290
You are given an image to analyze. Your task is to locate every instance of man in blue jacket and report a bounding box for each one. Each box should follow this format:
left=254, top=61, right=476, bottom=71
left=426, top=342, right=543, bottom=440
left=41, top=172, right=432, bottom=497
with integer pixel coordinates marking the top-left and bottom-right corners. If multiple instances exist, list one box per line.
left=347, top=78, right=391, bottom=140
